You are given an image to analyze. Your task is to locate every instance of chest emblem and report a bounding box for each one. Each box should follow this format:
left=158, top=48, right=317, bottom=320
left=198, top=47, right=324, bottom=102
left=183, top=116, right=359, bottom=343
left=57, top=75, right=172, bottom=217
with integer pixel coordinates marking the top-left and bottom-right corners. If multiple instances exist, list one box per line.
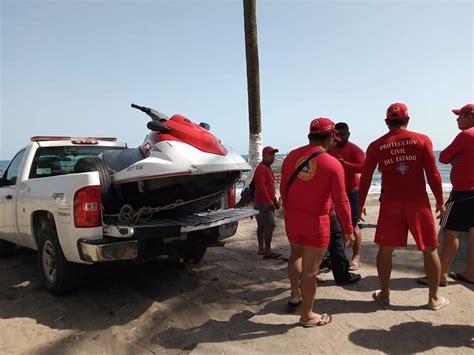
left=396, top=162, right=409, bottom=175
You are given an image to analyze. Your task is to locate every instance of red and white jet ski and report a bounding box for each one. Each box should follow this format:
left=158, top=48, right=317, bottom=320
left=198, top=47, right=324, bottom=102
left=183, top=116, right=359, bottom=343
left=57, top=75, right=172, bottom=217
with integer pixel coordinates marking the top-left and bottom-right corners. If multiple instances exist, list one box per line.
left=86, top=104, right=250, bottom=219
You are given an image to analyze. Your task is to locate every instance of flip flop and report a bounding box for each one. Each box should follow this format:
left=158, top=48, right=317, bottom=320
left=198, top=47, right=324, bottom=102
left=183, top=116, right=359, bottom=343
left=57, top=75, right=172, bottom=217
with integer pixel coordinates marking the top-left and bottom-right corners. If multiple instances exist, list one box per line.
left=262, top=252, right=282, bottom=259
left=349, top=261, right=361, bottom=271
left=449, top=272, right=474, bottom=284
left=372, top=290, right=390, bottom=306
left=416, top=276, right=448, bottom=287
left=426, top=297, right=450, bottom=311
left=300, top=313, right=332, bottom=328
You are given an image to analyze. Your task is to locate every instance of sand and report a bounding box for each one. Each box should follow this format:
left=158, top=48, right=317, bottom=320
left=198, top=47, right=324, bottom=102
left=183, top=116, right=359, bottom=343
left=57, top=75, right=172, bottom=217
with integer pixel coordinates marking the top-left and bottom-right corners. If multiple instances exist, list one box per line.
left=0, top=195, right=472, bottom=354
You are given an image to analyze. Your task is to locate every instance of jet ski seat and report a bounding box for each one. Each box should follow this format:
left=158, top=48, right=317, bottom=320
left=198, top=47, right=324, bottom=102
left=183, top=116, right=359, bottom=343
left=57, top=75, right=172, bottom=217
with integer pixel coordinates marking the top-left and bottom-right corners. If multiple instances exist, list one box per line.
left=102, top=147, right=144, bottom=173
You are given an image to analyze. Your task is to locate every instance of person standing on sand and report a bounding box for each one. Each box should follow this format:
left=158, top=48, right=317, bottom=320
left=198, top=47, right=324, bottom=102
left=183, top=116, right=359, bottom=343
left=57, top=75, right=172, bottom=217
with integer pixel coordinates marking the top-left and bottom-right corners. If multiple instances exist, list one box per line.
left=330, top=122, right=366, bottom=270
left=359, top=103, right=448, bottom=310
left=253, top=146, right=281, bottom=259
left=280, top=118, right=353, bottom=327
left=417, top=103, right=474, bottom=286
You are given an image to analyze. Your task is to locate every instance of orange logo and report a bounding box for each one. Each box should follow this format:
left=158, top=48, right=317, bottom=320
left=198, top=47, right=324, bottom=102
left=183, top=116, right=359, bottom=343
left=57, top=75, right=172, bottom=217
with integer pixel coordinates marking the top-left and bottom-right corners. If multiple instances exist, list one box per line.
left=295, top=156, right=317, bottom=181
left=392, top=106, right=400, bottom=112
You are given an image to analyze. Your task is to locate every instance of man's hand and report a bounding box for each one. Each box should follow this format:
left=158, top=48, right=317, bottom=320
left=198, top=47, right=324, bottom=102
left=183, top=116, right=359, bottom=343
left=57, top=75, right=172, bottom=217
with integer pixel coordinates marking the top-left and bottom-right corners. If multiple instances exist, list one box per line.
left=450, top=154, right=461, bottom=166
left=358, top=206, right=367, bottom=222
left=435, top=203, right=446, bottom=219
left=344, top=233, right=356, bottom=248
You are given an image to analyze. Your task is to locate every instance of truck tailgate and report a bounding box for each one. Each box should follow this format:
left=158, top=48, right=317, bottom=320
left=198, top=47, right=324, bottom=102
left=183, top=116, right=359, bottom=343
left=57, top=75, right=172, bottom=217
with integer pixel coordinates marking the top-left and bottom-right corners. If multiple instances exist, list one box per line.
left=103, top=208, right=258, bottom=238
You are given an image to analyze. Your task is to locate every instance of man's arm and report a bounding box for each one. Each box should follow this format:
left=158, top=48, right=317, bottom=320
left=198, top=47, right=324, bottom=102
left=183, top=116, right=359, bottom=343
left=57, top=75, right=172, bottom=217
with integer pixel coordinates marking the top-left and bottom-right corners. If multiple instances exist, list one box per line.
left=422, top=136, right=444, bottom=206
left=439, top=132, right=463, bottom=164
left=342, top=144, right=365, bottom=174
left=254, top=166, right=274, bottom=204
left=331, top=163, right=353, bottom=235
left=358, top=144, right=377, bottom=209
left=279, top=158, right=289, bottom=208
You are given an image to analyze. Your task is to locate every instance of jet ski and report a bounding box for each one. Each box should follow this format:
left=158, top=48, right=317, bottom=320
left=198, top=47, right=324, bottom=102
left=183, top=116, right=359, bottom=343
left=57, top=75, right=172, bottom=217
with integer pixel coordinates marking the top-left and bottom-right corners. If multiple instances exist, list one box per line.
left=79, top=104, right=251, bottom=220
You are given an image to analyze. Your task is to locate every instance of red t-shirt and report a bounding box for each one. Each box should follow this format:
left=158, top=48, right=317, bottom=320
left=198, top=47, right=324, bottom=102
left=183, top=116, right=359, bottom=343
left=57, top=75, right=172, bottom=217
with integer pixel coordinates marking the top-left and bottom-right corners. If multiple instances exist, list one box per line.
left=253, top=162, right=277, bottom=205
left=439, top=127, right=474, bottom=191
left=280, top=145, right=353, bottom=235
left=330, top=141, right=365, bottom=192
left=359, top=129, right=444, bottom=208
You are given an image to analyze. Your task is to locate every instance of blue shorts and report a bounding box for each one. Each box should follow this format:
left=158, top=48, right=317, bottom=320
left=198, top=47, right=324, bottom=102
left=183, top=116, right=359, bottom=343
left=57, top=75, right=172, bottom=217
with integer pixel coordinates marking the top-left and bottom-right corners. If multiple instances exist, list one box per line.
left=347, top=189, right=360, bottom=227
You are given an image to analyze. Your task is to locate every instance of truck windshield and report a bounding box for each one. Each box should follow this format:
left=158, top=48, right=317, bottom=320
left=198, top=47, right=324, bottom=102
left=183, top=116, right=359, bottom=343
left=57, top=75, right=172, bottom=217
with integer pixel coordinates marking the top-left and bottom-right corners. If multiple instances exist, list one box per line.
left=29, top=146, right=124, bottom=179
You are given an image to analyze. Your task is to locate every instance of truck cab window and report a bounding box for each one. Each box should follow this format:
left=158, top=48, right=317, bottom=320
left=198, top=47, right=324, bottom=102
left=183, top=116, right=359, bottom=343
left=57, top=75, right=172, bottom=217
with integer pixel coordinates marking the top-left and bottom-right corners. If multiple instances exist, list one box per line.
left=4, top=149, right=26, bottom=185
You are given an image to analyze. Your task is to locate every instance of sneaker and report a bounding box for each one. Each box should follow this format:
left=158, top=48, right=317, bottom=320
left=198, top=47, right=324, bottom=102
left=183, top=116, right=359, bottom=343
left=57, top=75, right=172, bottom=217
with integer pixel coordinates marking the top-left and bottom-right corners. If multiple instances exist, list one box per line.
left=336, top=272, right=361, bottom=285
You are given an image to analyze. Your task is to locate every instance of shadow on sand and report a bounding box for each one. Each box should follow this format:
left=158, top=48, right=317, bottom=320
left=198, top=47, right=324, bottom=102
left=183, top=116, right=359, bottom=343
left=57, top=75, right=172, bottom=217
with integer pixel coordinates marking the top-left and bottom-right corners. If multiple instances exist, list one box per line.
left=349, top=321, right=474, bottom=352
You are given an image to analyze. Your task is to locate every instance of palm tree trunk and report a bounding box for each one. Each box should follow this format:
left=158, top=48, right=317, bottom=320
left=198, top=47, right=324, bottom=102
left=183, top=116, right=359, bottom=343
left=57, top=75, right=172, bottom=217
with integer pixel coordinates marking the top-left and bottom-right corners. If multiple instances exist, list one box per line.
left=243, top=0, right=262, bottom=172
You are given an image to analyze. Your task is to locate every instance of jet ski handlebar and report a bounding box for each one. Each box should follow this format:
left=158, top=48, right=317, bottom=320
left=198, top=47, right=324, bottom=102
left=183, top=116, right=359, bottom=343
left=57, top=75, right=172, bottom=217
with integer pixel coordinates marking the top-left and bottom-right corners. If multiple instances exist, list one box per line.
left=131, top=103, right=170, bottom=121
left=131, top=103, right=172, bottom=133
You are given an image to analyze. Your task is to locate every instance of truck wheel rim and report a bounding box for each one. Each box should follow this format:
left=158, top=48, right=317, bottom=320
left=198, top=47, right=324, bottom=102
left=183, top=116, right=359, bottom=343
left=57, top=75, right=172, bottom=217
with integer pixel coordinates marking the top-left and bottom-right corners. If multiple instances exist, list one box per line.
left=42, top=240, right=57, bottom=283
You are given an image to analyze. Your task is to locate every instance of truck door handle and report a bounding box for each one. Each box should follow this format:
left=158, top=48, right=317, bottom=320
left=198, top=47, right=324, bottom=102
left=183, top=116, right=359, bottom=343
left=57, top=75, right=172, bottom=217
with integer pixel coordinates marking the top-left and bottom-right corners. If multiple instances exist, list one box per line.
left=5, top=195, right=12, bottom=200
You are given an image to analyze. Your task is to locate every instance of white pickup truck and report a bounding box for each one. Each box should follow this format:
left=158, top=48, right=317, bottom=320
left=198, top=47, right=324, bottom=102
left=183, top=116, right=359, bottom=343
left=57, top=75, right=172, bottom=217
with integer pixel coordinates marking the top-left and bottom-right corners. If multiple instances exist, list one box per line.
left=0, top=136, right=256, bottom=295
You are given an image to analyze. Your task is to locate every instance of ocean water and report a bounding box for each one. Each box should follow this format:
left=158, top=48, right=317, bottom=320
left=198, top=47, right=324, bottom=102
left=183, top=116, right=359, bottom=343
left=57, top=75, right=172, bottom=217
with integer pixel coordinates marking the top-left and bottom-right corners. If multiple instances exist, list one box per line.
left=0, top=152, right=452, bottom=194
left=240, top=152, right=452, bottom=194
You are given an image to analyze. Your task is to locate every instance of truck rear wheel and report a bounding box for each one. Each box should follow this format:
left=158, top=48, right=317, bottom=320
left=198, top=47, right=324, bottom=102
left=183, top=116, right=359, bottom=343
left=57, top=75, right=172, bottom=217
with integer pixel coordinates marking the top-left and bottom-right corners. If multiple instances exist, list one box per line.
left=74, top=157, right=114, bottom=210
left=37, top=225, right=82, bottom=295
left=0, top=240, right=15, bottom=258
left=182, top=245, right=207, bottom=264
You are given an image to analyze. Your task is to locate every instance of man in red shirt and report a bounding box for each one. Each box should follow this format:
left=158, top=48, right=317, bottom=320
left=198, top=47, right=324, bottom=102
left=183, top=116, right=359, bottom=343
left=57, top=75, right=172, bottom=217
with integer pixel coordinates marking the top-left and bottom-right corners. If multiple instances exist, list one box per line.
left=330, top=122, right=366, bottom=270
left=280, top=118, right=353, bottom=327
left=359, top=103, right=448, bottom=310
left=253, top=146, right=281, bottom=259
left=418, top=103, right=474, bottom=285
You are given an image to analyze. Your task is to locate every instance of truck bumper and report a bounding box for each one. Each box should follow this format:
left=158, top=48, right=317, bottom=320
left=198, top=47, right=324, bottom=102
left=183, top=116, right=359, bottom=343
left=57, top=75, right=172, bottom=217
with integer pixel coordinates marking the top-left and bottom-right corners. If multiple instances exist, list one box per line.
left=79, top=238, right=138, bottom=262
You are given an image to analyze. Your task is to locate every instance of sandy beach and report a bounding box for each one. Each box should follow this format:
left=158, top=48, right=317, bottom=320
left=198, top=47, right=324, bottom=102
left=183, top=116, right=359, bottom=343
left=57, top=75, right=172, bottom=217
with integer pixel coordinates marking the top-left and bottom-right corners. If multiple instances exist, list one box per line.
left=0, top=194, right=472, bottom=354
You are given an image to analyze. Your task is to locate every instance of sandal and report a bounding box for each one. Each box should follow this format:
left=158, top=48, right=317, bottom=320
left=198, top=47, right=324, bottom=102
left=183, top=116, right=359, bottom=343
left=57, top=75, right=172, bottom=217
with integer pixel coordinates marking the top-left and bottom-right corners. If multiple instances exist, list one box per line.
left=300, top=313, right=332, bottom=327
left=449, top=272, right=474, bottom=284
left=416, top=276, right=448, bottom=287
left=372, top=290, right=390, bottom=305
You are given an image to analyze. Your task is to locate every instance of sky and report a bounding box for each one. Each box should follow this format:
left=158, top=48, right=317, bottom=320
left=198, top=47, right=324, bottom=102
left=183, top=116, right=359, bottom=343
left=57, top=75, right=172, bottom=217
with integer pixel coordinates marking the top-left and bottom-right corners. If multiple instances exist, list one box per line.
left=1, top=0, right=473, bottom=160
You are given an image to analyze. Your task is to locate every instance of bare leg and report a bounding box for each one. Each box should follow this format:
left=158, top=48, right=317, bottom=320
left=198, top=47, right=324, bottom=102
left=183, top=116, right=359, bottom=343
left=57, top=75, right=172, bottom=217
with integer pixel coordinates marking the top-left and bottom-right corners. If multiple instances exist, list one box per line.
left=423, top=246, right=446, bottom=308
left=263, top=225, right=275, bottom=254
left=461, top=227, right=474, bottom=281
left=376, top=247, right=394, bottom=303
left=299, top=246, right=327, bottom=323
left=257, top=226, right=265, bottom=254
left=288, top=242, right=303, bottom=304
left=439, top=228, right=459, bottom=282
left=351, top=225, right=362, bottom=265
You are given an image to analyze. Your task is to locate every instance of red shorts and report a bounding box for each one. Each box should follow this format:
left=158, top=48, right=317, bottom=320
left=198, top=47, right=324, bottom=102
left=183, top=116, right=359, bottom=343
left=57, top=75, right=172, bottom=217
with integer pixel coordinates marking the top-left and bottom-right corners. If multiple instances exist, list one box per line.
left=284, top=212, right=330, bottom=249
left=375, top=201, right=438, bottom=250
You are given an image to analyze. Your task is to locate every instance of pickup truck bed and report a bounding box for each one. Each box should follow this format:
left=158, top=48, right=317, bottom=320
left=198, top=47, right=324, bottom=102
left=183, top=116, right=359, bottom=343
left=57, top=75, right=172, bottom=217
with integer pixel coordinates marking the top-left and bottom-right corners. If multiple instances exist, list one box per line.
left=80, top=208, right=258, bottom=263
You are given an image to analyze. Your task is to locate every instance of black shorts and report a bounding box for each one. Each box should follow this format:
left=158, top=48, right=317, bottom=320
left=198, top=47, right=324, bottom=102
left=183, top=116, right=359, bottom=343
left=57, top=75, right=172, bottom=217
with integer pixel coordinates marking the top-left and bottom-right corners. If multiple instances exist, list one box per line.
left=440, top=190, right=474, bottom=232
left=347, top=189, right=360, bottom=227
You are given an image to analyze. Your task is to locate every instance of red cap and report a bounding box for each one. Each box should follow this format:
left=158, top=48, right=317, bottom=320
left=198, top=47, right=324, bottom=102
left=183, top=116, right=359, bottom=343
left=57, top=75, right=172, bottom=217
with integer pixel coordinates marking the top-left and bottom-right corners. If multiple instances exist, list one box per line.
left=386, top=103, right=409, bottom=120
left=262, top=146, right=279, bottom=155
left=309, top=117, right=341, bottom=142
left=452, top=103, right=474, bottom=116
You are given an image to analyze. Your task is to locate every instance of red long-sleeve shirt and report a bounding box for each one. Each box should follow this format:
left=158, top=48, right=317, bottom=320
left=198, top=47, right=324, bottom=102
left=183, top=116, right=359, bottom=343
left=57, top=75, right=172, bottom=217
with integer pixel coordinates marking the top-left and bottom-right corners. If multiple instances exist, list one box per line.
left=359, top=129, right=444, bottom=208
left=253, top=162, right=277, bottom=205
left=439, top=127, right=474, bottom=191
left=330, top=141, right=365, bottom=192
left=280, top=145, right=353, bottom=235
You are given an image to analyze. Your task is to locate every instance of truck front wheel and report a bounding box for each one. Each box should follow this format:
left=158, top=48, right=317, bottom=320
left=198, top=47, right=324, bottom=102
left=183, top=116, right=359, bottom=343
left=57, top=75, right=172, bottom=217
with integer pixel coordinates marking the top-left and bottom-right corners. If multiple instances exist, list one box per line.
left=0, top=240, right=15, bottom=258
left=37, top=226, right=82, bottom=295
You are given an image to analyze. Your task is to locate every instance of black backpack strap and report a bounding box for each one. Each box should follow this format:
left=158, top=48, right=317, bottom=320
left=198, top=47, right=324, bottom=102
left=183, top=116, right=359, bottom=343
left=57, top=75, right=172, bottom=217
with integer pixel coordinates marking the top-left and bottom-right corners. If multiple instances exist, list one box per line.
left=285, top=149, right=326, bottom=200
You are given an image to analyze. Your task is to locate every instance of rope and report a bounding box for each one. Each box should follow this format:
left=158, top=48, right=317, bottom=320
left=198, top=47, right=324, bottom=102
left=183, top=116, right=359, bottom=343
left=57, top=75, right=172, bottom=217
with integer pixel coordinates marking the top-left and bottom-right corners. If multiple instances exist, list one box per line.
left=104, top=190, right=225, bottom=224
